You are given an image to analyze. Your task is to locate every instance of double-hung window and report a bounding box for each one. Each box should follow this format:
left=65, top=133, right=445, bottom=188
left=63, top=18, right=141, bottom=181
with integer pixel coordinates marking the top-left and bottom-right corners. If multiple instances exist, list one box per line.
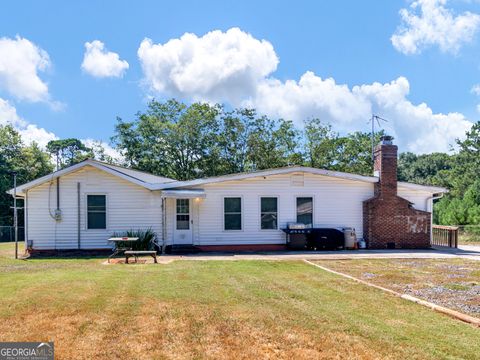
left=260, top=197, right=278, bottom=230
left=87, top=195, right=106, bottom=229
left=224, top=197, right=242, bottom=230
left=296, top=197, right=313, bottom=226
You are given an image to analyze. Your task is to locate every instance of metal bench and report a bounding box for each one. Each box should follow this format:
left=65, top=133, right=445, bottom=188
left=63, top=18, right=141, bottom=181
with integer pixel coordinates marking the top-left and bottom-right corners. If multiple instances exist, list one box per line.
left=124, top=250, right=158, bottom=264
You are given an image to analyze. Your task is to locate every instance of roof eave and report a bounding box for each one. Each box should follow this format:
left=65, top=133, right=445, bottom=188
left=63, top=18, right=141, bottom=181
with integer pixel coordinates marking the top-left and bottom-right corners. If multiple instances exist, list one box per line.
left=6, top=160, right=156, bottom=195
left=152, top=166, right=379, bottom=190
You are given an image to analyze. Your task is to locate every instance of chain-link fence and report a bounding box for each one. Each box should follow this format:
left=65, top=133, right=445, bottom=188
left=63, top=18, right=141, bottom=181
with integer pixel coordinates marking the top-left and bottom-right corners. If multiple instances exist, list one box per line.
left=0, top=226, right=25, bottom=242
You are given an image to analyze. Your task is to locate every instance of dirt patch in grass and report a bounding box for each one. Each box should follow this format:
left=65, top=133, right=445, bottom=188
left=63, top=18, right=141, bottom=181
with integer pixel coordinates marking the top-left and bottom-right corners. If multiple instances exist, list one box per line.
left=313, top=258, right=480, bottom=317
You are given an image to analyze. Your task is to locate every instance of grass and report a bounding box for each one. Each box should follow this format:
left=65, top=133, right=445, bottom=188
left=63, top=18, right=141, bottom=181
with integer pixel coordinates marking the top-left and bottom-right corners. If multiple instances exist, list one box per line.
left=459, top=231, right=480, bottom=245
left=313, top=259, right=480, bottom=317
left=0, top=243, right=479, bottom=359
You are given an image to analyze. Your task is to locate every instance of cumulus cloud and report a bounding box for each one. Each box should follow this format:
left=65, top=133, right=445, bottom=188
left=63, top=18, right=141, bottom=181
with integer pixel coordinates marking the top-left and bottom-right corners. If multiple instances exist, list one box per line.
left=137, top=27, right=474, bottom=154
left=0, top=36, right=52, bottom=102
left=138, top=27, right=278, bottom=103
left=81, top=40, right=129, bottom=78
left=0, top=98, right=57, bottom=146
left=0, top=98, right=123, bottom=163
left=246, top=75, right=472, bottom=153
left=391, top=0, right=480, bottom=55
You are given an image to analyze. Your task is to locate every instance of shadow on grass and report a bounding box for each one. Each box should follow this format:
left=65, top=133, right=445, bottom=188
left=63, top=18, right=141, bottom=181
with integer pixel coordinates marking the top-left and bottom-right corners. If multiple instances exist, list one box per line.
left=25, top=249, right=111, bottom=260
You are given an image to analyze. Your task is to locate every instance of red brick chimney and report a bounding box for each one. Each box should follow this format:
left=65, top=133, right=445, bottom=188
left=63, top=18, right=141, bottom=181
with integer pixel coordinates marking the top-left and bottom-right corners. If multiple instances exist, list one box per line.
left=373, top=135, right=398, bottom=197
left=363, top=136, right=431, bottom=249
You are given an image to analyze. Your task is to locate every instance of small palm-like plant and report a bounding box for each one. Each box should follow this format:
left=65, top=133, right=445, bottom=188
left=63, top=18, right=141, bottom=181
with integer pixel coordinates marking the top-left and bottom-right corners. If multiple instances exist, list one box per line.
left=113, top=228, right=157, bottom=251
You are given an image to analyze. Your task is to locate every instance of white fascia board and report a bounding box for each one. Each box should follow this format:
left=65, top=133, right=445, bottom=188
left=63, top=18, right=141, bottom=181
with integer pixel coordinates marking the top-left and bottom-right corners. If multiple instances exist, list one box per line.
left=397, top=182, right=448, bottom=194
left=152, top=166, right=379, bottom=190
left=6, top=160, right=154, bottom=195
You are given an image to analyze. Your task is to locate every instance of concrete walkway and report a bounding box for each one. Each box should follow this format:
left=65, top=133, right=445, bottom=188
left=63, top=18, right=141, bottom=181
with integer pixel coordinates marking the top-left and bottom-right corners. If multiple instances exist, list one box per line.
left=135, top=245, right=480, bottom=264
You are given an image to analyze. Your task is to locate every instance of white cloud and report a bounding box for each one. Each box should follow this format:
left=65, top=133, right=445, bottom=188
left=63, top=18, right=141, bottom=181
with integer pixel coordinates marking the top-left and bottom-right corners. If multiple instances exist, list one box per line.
left=391, top=0, right=480, bottom=55
left=0, top=36, right=52, bottom=102
left=471, top=83, right=480, bottom=95
left=247, top=75, right=472, bottom=153
left=0, top=98, right=57, bottom=146
left=138, top=27, right=278, bottom=104
left=138, top=27, right=474, bottom=154
left=81, top=40, right=129, bottom=78
left=0, top=98, right=123, bottom=163
left=246, top=72, right=371, bottom=132
left=82, top=138, right=123, bottom=162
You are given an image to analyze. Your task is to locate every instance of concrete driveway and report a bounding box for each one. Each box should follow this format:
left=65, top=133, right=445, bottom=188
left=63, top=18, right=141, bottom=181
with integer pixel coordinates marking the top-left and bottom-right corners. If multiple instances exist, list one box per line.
left=148, top=245, right=480, bottom=264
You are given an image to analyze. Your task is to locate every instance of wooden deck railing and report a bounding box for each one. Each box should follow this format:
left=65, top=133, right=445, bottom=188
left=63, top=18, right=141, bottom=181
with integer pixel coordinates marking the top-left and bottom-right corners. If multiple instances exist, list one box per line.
left=432, top=225, right=459, bottom=248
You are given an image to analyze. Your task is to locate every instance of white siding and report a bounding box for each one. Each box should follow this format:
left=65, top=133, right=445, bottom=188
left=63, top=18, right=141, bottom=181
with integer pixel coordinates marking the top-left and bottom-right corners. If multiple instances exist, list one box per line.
left=175, top=173, right=376, bottom=245
left=26, top=166, right=435, bottom=250
left=397, top=187, right=432, bottom=212
left=27, top=166, right=162, bottom=250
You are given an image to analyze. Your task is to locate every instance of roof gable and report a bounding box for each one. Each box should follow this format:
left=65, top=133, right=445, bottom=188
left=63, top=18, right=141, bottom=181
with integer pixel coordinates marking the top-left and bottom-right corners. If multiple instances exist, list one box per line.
left=8, top=159, right=173, bottom=194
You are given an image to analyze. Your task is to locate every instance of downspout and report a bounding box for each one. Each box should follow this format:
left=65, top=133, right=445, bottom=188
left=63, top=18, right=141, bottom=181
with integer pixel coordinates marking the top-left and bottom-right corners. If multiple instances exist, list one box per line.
left=427, top=193, right=444, bottom=244
left=56, top=177, right=60, bottom=214
left=25, top=190, right=28, bottom=252
left=161, top=197, right=166, bottom=254
left=77, top=182, right=81, bottom=249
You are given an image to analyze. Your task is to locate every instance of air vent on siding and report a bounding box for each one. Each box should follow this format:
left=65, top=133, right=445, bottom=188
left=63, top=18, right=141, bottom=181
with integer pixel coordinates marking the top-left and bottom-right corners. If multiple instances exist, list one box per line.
left=291, top=173, right=304, bottom=186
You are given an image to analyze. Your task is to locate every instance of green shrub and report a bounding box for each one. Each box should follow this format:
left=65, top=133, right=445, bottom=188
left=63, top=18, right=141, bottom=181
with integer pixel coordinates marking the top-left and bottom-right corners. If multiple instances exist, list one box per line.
left=112, top=228, right=157, bottom=251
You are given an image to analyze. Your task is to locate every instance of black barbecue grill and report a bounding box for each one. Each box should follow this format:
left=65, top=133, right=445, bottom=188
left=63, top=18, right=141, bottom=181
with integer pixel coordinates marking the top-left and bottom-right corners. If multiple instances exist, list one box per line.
left=282, top=224, right=345, bottom=250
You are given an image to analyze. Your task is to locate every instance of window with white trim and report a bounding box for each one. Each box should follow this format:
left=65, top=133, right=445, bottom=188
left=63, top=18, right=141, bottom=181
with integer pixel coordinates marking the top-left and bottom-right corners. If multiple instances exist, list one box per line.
left=87, top=195, right=106, bottom=229
left=296, top=197, right=313, bottom=226
left=224, top=197, right=242, bottom=230
left=260, top=197, right=278, bottom=230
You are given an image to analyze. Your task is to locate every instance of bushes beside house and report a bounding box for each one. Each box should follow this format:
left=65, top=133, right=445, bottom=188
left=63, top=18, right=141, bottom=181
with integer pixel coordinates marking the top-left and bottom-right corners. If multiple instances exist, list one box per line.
left=113, top=229, right=157, bottom=251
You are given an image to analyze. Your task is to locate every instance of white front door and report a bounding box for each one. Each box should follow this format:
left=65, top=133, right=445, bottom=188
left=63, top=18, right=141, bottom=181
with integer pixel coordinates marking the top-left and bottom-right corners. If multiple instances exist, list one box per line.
left=174, top=198, right=193, bottom=244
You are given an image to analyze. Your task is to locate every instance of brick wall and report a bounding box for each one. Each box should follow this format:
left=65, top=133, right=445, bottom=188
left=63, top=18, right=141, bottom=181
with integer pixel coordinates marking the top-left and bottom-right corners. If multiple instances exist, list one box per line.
left=363, top=140, right=431, bottom=249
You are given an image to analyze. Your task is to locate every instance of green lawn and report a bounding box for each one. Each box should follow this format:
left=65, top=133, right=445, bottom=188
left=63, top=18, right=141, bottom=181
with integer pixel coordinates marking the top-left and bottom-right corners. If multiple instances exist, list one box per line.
left=0, top=243, right=479, bottom=359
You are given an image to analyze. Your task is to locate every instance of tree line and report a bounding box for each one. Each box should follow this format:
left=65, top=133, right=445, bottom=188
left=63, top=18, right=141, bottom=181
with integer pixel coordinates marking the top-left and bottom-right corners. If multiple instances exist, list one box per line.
left=1, top=98, right=479, bottom=226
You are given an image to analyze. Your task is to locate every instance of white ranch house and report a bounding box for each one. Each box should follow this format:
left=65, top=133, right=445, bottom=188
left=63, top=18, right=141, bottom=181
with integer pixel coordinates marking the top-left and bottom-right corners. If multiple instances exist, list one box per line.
left=9, top=151, right=446, bottom=252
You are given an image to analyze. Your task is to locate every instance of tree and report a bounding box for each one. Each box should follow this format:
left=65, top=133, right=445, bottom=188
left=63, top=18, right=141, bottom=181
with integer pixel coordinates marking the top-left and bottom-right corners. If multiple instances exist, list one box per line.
left=46, top=138, right=92, bottom=169
left=217, top=108, right=254, bottom=174
left=398, top=152, right=453, bottom=187
left=334, top=131, right=386, bottom=176
left=246, top=116, right=303, bottom=170
left=304, top=118, right=339, bottom=169
left=87, top=140, right=120, bottom=165
left=449, top=121, right=480, bottom=197
left=434, top=122, right=480, bottom=225
left=113, top=99, right=221, bottom=180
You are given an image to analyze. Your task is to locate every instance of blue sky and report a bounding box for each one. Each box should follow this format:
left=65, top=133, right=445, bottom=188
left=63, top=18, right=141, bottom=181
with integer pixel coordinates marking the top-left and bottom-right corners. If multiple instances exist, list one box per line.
left=1, top=0, right=480, bottom=155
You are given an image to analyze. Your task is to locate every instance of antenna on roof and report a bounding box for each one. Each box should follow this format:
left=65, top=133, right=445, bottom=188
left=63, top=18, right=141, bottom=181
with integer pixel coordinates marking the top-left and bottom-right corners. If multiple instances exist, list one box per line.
left=367, top=114, right=388, bottom=161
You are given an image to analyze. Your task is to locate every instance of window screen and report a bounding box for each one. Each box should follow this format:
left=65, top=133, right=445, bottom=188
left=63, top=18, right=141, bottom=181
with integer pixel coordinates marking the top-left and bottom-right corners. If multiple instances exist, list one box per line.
left=87, top=195, right=106, bottom=229
left=176, top=199, right=190, bottom=230
left=224, top=197, right=242, bottom=230
left=261, top=197, right=278, bottom=230
left=296, top=197, right=313, bottom=226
